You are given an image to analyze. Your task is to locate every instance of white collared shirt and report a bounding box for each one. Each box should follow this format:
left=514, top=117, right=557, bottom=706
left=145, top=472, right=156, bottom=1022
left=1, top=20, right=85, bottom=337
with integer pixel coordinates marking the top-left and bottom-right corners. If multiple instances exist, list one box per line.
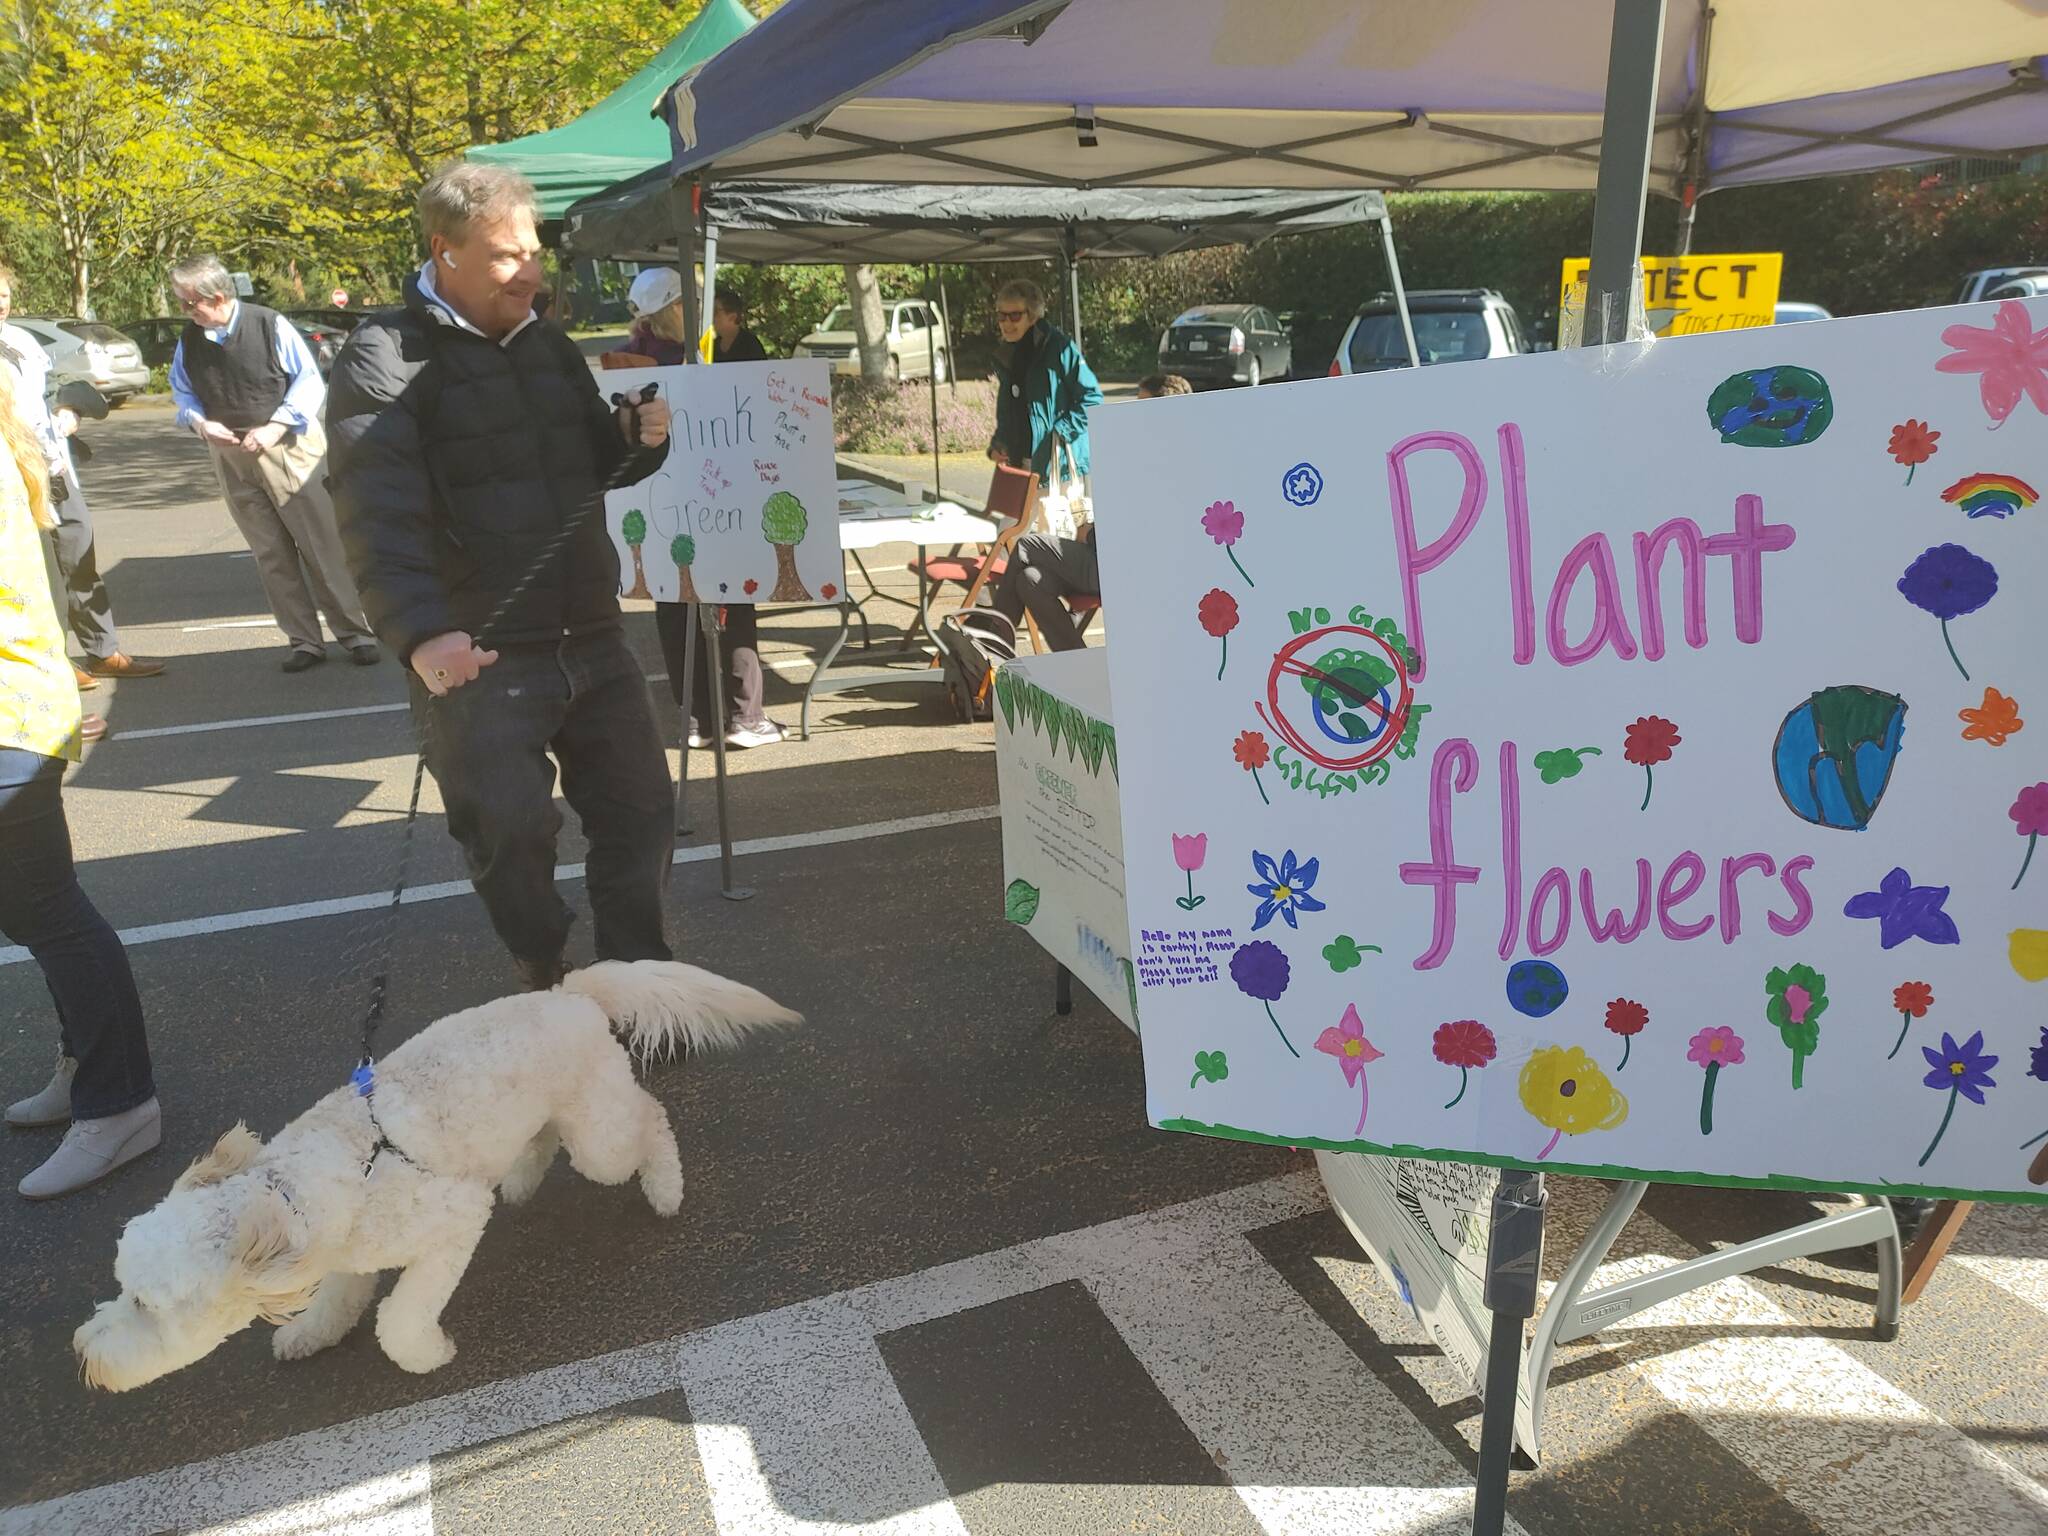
left=416, top=262, right=536, bottom=348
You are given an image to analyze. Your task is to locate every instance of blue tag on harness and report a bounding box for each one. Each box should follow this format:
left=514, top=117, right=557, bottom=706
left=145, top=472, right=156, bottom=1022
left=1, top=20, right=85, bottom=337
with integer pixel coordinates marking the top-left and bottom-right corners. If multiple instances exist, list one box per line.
left=352, top=1061, right=375, bottom=1098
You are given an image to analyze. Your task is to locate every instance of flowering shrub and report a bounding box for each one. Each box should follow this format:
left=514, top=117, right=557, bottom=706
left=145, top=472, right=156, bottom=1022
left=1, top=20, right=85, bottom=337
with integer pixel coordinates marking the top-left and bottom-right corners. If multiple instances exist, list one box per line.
left=834, top=378, right=997, bottom=456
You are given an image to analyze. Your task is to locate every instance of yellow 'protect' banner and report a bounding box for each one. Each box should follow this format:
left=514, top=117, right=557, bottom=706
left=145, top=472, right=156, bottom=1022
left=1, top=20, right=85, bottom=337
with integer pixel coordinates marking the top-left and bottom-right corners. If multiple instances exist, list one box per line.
left=1559, top=253, right=1784, bottom=340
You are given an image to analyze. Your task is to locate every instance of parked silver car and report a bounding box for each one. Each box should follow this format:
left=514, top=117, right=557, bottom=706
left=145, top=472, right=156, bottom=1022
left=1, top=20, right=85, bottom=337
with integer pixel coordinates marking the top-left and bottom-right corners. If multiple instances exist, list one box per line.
left=792, top=299, right=950, bottom=383
left=9, top=316, right=150, bottom=404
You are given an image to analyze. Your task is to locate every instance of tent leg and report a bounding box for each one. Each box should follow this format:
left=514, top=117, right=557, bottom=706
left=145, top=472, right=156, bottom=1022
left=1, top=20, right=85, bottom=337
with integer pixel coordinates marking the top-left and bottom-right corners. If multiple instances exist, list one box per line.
left=1065, top=238, right=1083, bottom=349
left=937, top=273, right=957, bottom=397
left=1581, top=0, right=1667, bottom=345
left=702, top=222, right=720, bottom=355
left=926, top=263, right=941, bottom=498
left=1377, top=213, right=1420, bottom=369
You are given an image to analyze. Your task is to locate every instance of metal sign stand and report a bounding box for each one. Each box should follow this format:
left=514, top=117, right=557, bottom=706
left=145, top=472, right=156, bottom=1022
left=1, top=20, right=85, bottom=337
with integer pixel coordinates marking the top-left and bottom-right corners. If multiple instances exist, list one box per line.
left=668, top=178, right=751, bottom=902
left=1469, top=3, right=1664, bottom=1530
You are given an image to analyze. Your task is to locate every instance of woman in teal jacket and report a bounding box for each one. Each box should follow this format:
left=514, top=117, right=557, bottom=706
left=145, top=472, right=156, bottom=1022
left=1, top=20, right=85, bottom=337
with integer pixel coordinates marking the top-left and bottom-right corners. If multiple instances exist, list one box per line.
left=987, top=279, right=1102, bottom=481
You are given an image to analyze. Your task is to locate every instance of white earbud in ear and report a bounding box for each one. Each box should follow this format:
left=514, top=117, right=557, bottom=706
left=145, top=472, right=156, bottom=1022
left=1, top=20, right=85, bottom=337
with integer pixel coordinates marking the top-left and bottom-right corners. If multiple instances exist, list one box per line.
left=441, top=252, right=458, bottom=269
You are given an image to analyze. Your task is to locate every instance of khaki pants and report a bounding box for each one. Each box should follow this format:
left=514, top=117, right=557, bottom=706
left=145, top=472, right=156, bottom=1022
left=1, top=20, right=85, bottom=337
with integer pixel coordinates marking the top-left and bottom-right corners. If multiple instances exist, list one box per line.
left=209, top=421, right=373, bottom=654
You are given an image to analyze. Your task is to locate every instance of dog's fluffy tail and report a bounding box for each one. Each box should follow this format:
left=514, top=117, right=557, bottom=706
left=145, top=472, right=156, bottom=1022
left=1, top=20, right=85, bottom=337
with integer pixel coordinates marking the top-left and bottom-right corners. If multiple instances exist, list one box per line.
left=562, top=960, right=802, bottom=1065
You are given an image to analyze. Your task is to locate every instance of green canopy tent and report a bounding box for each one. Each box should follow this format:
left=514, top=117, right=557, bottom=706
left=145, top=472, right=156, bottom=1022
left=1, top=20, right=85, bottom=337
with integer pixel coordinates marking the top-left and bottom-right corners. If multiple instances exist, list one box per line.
left=466, top=0, right=754, bottom=222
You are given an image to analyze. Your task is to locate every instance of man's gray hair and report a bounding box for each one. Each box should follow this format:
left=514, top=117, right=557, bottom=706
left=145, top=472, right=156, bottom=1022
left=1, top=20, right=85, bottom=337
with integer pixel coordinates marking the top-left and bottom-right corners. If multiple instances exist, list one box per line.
left=168, top=255, right=235, bottom=301
left=418, top=162, right=538, bottom=246
left=995, top=278, right=1046, bottom=319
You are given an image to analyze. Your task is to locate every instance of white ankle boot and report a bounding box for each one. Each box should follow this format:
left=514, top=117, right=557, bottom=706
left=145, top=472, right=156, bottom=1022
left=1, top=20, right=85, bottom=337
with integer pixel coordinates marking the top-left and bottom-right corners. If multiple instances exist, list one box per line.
left=6, top=1055, right=76, bottom=1128
left=18, top=1098, right=160, bottom=1199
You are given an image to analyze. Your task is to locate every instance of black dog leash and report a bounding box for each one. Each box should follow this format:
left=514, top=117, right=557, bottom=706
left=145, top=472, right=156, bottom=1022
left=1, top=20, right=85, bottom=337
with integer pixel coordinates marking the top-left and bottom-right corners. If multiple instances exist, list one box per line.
left=354, top=383, right=663, bottom=1176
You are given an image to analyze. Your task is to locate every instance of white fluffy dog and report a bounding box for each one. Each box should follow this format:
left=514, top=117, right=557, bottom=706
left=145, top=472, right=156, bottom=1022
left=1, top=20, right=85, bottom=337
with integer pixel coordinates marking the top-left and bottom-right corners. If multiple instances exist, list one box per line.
left=75, top=961, right=799, bottom=1390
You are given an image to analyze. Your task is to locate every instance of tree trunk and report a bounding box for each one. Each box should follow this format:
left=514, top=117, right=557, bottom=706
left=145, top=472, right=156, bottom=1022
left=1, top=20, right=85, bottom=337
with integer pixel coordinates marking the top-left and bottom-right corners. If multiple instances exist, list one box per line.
left=768, top=543, right=812, bottom=602
left=625, top=545, right=651, bottom=600
left=677, top=564, right=702, bottom=604
left=843, top=262, right=889, bottom=382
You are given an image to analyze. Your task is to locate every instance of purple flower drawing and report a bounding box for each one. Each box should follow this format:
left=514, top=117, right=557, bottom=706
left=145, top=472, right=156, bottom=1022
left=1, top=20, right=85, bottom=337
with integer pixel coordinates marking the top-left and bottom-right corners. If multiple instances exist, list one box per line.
left=1844, top=866, right=1961, bottom=950
left=1248, top=848, right=1326, bottom=932
left=1918, top=1030, right=1998, bottom=1167
left=1230, top=939, right=1298, bottom=1058
left=1201, top=499, right=1254, bottom=586
left=1897, top=544, right=1999, bottom=681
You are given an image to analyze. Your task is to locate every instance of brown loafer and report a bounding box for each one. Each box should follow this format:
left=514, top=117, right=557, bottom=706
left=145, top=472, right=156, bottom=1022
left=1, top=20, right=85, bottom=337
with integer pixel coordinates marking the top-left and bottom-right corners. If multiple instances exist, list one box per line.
left=80, top=713, right=107, bottom=743
left=86, top=653, right=166, bottom=679
left=73, top=665, right=98, bottom=692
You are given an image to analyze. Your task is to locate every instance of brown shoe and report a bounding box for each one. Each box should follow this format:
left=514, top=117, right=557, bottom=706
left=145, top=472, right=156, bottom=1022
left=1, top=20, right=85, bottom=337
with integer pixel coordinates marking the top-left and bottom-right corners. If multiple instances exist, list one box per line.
left=512, top=954, right=567, bottom=992
left=79, top=713, right=107, bottom=743
left=86, top=653, right=166, bottom=679
left=73, top=665, right=98, bottom=692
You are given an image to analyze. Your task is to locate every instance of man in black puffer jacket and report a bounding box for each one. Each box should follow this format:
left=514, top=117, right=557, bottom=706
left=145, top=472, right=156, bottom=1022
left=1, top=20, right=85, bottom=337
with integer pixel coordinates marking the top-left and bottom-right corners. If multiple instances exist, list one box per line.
left=327, top=163, right=675, bottom=990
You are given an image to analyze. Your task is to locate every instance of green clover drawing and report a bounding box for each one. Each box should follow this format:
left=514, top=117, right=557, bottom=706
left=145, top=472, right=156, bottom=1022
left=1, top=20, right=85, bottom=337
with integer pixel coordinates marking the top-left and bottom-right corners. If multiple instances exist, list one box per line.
left=1322, top=934, right=1382, bottom=973
left=1004, top=879, right=1041, bottom=926
left=1190, top=1050, right=1229, bottom=1088
left=1532, top=746, right=1602, bottom=784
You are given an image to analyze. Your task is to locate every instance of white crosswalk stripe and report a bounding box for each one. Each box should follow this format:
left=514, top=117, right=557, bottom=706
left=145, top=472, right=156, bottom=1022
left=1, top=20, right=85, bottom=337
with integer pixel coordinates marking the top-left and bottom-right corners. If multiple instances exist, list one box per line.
left=4, top=1172, right=2043, bottom=1536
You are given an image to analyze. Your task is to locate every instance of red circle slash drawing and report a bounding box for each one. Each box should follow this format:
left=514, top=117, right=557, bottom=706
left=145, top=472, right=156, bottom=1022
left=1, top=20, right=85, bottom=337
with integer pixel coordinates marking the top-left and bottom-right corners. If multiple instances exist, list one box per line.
left=1259, top=625, right=1414, bottom=773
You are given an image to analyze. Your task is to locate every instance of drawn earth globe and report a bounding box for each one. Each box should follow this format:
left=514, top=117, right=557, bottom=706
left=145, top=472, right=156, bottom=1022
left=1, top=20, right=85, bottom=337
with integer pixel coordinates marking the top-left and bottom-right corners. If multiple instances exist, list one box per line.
left=1771, top=685, right=1907, bottom=831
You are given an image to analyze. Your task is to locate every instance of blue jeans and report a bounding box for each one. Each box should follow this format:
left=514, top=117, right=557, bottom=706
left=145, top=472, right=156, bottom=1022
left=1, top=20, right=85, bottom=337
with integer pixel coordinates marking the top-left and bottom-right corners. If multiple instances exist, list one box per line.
left=410, top=627, right=675, bottom=967
left=0, top=749, right=154, bottom=1118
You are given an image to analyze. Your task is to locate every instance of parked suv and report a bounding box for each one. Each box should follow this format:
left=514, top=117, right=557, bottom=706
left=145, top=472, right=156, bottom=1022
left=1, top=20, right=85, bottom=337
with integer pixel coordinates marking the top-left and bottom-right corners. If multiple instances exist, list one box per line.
left=1329, top=289, right=1529, bottom=376
left=1156, top=304, right=1291, bottom=388
left=793, top=298, right=950, bottom=383
left=9, top=317, right=150, bottom=404
left=1955, top=268, right=2048, bottom=305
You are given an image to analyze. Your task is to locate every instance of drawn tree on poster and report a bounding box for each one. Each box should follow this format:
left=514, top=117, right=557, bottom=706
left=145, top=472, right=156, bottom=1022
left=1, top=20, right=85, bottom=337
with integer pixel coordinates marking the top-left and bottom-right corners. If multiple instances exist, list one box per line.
left=619, top=509, right=652, bottom=600
left=671, top=533, right=702, bottom=604
left=762, top=492, right=814, bottom=602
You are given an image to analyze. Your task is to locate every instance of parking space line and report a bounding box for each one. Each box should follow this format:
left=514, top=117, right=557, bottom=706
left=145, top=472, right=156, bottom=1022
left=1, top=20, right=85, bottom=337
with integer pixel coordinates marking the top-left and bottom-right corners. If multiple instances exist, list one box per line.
left=0, top=806, right=999, bottom=967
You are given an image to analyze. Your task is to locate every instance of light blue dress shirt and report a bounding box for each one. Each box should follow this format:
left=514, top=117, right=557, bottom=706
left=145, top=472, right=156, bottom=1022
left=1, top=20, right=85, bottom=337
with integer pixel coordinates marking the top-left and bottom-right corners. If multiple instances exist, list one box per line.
left=169, top=302, right=326, bottom=436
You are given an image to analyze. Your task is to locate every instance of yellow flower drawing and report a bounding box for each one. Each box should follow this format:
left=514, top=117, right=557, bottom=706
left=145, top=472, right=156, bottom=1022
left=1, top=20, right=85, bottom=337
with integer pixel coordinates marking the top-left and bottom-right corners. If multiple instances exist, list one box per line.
left=1518, top=1045, right=1628, bottom=1160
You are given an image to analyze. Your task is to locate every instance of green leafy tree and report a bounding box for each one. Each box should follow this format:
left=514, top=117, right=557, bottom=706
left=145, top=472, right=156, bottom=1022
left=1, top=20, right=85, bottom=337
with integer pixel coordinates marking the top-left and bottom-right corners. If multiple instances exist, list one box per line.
left=618, top=508, right=651, bottom=598
left=670, top=532, right=700, bottom=603
left=761, top=491, right=811, bottom=601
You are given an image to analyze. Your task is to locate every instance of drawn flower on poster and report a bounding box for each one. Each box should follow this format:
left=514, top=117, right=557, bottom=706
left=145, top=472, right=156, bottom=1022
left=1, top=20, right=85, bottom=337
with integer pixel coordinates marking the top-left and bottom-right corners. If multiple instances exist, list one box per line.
left=1189, top=1050, right=1229, bottom=1088
left=1315, top=1003, right=1383, bottom=1136
left=2014, top=929, right=2048, bottom=984
left=1888, top=419, right=1940, bottom=484
left=1199, top=588, right=1240, bottom=680
left=1532, top=746, right=1601, bottom=784
left=1688, top=1027, right=1745, bottom=1135
left=1918, top=1031, right=1998, bottom=1167
left=1843, top=867, right=1960, bottom=950
left=1504, top=958, right=1569, bottom=1019
left=1604, top=998, right=1649, bottom=1071
left=1940, top=472, right=2037, bottom=520
left=1764, top=963, right=1829, bottom=1089
left=1433, top=1020, right=1497, bottom=1109
left=1281, top=462, right=1322, bottom=506
left=1518, top=1045, right=1627, bottom=1161
left=1247, top=848, right=1325, bottom=932
left=2010, top=782, right=2048, bottom=890
left=1233, top=728, right=1272, bottom=805
left=1771, top=686, right=1908, bottom=832
left=2022, top=1028, right=2048, bottom=1171
left=1934, top=299, right=2048, bottom=429
left=1888, top=981, right=1933, bottom=1061
left=1230, top=939, right=1296, bottom=1057
left=1623, top=716, right=1681, bottom=810
left=1959, top=688, right=2023, bottom=746
left=1201, top=500, right=1254, bottom=586
left=1322, top=934, right=1381, bottom=973
left=1897, top=543, right=1998, bottom=681
left=1172, top=833, right=1208, bottom=910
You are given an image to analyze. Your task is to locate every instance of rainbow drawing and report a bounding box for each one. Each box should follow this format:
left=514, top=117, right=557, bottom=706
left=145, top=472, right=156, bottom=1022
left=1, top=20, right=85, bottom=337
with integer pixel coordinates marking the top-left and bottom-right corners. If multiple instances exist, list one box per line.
left=1940, top=472, right=2038, bottom=520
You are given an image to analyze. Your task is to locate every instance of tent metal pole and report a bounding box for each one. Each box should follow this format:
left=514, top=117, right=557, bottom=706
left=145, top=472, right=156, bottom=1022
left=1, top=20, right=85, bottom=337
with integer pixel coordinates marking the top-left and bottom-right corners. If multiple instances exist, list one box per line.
left=1580, top=0, right=1667, bottom=347
left=1063, top=229, right=1083, bottom=348
left=1675, top=0, right=1716, bottom=255
left=1377, top=213, right=1420, bottom=369
left=702, top=222, right=721, bottom=351
left=937, top=272, right=957, bottom=397
left=925, top=263, right=942, bottom=498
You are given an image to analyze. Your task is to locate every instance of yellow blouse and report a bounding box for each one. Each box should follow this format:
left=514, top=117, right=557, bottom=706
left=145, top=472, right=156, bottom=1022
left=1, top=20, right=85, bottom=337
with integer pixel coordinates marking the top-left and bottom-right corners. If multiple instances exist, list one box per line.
left=0, top=457, right=81, bottom=761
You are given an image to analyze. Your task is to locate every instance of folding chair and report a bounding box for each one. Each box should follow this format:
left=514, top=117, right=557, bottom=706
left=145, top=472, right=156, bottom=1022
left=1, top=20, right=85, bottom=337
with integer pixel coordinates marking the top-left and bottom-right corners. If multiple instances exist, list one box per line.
left=908, top=463, right=1040, bottom=611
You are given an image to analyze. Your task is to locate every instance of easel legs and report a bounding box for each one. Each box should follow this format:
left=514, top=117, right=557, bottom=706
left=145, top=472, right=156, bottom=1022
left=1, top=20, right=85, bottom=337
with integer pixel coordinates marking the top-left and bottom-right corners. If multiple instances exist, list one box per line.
left=672, top=604, right=752, bottom=902
left=1473, top=1168, right=1546, bottom=1536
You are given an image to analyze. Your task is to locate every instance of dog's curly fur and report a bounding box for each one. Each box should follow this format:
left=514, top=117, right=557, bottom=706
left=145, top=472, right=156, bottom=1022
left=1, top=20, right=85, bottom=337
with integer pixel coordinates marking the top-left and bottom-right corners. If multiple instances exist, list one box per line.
left=75, top=961, right=800, bottom=1390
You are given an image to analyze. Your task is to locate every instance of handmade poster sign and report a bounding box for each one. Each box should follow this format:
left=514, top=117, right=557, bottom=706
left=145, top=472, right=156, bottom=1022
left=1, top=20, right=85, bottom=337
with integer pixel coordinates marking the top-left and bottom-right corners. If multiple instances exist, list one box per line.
left=995, top=649, right=1138, bottom=1032
left=600, top=359, right=843, bottom=607
left=1093, top=296, right=2048, bottom=1203
left=1558, top=252, right=1782, bottom=339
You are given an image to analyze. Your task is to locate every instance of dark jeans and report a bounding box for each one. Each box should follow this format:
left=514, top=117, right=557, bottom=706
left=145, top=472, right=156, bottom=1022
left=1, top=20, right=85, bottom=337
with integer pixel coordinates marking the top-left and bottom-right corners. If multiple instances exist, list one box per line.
left=45, top=471, right=120, bottom=661
left=0, top=749, right=153, bottom=1118
left=655, top=602, right=767, bottom=734
left=410, top=628, right=674, bottom=967
left=991, top=532, right=1097, bottom=651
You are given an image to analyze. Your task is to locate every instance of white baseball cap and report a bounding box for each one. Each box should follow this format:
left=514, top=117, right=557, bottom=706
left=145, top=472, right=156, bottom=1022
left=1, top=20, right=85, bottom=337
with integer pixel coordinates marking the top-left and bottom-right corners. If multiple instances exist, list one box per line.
left=627, top=267, right=684, bottom=318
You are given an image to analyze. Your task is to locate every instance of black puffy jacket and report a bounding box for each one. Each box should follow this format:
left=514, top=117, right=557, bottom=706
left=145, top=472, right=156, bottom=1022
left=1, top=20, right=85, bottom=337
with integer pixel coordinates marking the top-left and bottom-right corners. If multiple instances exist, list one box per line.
left=326, top=276, right=668, bottom=661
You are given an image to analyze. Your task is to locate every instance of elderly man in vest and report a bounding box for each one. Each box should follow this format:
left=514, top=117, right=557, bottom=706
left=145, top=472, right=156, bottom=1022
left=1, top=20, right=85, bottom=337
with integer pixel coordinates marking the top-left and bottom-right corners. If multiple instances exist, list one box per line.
left=326, top=164, right=675, bottom=990
left=167, top=257, right=378, bottom=672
